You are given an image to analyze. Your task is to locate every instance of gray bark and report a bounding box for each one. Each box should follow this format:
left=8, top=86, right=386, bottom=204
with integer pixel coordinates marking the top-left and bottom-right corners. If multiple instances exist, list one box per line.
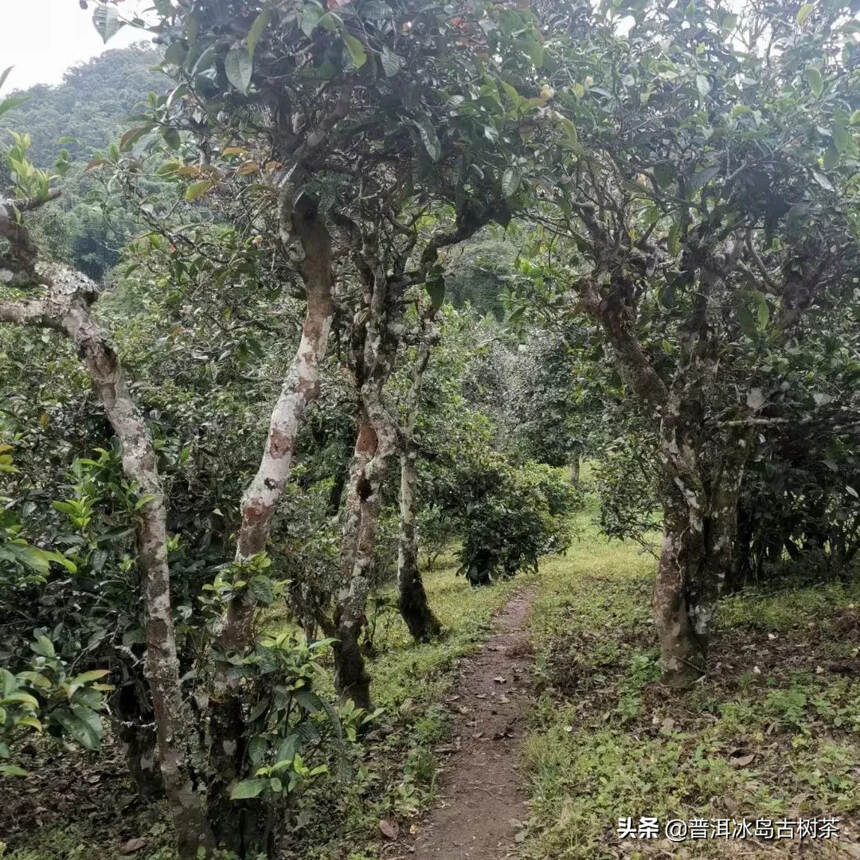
left=396, top=325, right=441, bottom=641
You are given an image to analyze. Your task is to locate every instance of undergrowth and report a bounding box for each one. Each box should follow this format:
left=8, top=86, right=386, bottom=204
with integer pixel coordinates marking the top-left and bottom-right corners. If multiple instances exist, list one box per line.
left=520, top=503, right=860, bottom=859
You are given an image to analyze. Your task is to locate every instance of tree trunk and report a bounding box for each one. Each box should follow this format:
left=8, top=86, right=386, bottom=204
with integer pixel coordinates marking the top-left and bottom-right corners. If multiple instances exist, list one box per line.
left=653, top=491, right=707, bottom=687
left=395, top=325, right=441, bottom=642
left=208, top=197, right=335, bottom=851
left=333, top=411, right=396, bottom=709
left=397, top=445, right=441, bottom=641
left=653, top=437, right=747, bottom=687
left=221, top=201, right=334, bottom=652
left=113, top=679, right=162, bottom=800
left=569, top=456, right=580, bottom=485
left=62, top=282, right=215, bottom=858
left=0, top=266, right=215, bottom=858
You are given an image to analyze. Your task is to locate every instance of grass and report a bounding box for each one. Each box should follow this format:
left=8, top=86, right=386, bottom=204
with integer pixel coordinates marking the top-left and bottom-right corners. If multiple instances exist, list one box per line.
left=520, top=499, right=860, bottom=858
left=6, top=499, right=859, bottom=859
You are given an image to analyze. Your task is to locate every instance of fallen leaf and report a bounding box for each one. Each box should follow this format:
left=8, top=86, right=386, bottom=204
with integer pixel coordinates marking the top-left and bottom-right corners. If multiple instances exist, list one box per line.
left=379, top=819, right=399, bottom=840
left=730, top=753, right=755, bottom=767
left=120, top=838, right=148, bottom=855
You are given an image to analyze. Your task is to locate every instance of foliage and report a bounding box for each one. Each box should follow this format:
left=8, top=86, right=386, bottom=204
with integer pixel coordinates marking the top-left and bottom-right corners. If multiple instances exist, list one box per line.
left=447, top=455, right=578, bottom=586
left=0, top=47, right=164, bottom=166
left=0, top=636, right=111, bottom=773
left=592, top=428, right=662, bottom=549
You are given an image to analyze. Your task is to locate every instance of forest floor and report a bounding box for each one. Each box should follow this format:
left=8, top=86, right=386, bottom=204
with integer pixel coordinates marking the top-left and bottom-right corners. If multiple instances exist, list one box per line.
left=3, top=500, right=859, bottom=859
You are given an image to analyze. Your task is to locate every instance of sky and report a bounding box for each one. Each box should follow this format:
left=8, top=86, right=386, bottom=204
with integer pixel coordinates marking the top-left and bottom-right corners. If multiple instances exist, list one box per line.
left=0, top=0, right=152, bottom=92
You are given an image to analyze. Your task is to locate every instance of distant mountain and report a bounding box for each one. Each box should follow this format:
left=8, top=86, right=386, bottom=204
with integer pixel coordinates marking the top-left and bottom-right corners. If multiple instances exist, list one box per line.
left=0, top=46, right=167, bottom=282
left=0, top=45, right=166, bottom=167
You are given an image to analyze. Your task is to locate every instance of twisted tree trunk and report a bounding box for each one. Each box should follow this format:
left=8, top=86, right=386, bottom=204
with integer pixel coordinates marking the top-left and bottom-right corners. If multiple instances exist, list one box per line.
left=0, top=265, right=214, bottom=858
left=208, top=193, right=335, bottom=854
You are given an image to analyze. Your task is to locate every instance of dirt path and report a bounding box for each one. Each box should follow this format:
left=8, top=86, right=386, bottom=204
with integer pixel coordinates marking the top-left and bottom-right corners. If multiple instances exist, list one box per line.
left=400, top=587, right=536, bottom=859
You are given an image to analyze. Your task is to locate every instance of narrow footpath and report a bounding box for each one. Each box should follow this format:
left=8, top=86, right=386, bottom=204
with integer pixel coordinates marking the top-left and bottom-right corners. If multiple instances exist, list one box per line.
left=398, top=587, right=537, bottom=859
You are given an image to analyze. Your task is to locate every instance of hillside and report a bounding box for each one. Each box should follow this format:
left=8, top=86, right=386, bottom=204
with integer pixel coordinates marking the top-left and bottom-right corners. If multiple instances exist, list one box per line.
left=0, top=45, right=165, bottom=166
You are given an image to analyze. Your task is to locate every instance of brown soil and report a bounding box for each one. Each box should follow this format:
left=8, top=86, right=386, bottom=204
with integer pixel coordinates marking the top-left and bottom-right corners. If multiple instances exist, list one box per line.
left=397, top=587, right=537, bottom=859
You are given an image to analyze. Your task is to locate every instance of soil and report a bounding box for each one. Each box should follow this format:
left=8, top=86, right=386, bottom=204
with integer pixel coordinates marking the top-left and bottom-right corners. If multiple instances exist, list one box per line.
left=397, top=587, right=537, bottom=859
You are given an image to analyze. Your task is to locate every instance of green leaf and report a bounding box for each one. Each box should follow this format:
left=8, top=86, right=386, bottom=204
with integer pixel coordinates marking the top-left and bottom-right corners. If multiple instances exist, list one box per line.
left=247, top=9, right=271, bottom=59
left=225, top=46, right=253, bottom=95
left=120, top=126, right=152, bottom=153
left=230, top=778, right=267, bottom=799
left=71, top=670, right=111, bottom=686
left=695, top=74, right=711, bottom=97
left=1, top=691, right=39, bottom=709
left=796, top=3, right=815, bottom=26
left=52, top=705, right=103, bottom=750
left=163, top=41, right=187, bottom=66
left=822, top=144, right=839, bottom=170
left=754, top=294, right=769, bottom=329
left=31, top=636, right=55, bottom=658
left=380, top=47, right=404, bottom=77
left=832, top=124, right=852, bottom=155
left=248, top=575, right=274, bottom=606
left=300, top=4, right=324, bottom=36
left=0, top=96, right=27, bottom=118
left=0, top=66, right=12, bottom=91
left=92, top=3, right=124, bottom=43
left=186, top=180, right=215, bottom=202
left=556, top=116, right=579, bottom=148
left=343, top=33, right=367, bottom=69
left=162, top=127, right=181, bottom=150
left=502, top=167, right=521, bottom=198
left=0, top=764, right=28, bottom=777
left=413, top=117, right=441, bottom=161
left=806, top=66, right=823, bottom=97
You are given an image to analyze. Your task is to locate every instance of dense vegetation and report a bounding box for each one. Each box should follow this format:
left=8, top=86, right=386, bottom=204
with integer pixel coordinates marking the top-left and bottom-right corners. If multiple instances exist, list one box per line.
left=0, top=0, right=857, bottom=857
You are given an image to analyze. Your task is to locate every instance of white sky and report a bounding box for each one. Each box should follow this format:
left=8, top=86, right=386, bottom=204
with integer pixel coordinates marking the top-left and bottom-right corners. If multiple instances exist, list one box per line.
left=0, top=0, right=152, bottom=92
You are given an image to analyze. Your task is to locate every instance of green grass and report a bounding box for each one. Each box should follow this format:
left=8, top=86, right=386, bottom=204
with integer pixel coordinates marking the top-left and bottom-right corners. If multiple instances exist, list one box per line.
left=7, top=504, right=859, bottom=859
left=520, top=503, right=860, bottom=858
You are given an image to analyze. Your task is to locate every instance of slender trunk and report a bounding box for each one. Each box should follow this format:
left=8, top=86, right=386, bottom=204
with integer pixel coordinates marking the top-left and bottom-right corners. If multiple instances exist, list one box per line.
left=113, top=679, right=162, bottom=800
left=331, top=209, right=495, bottom=707
left=209, top=199, right=334, bottom=852
left=653, top=491, right=706, bottom=687
left=221, top=204, right=334, bottom=651
left=334, top=412, right=397, bottom=709
left=397, top=446, right=441, bottom=641
left=60, top=285, right=214, bottom=858
left=395, top=328, right=441, bottom=641
left=0, top=267, right=215, bottom=858
left=569, top=456, right=580, bottom=485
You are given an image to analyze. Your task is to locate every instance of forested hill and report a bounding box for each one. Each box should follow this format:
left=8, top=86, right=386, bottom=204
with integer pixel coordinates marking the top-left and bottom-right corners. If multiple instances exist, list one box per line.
left=0, top=45, right=164, bottom=165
